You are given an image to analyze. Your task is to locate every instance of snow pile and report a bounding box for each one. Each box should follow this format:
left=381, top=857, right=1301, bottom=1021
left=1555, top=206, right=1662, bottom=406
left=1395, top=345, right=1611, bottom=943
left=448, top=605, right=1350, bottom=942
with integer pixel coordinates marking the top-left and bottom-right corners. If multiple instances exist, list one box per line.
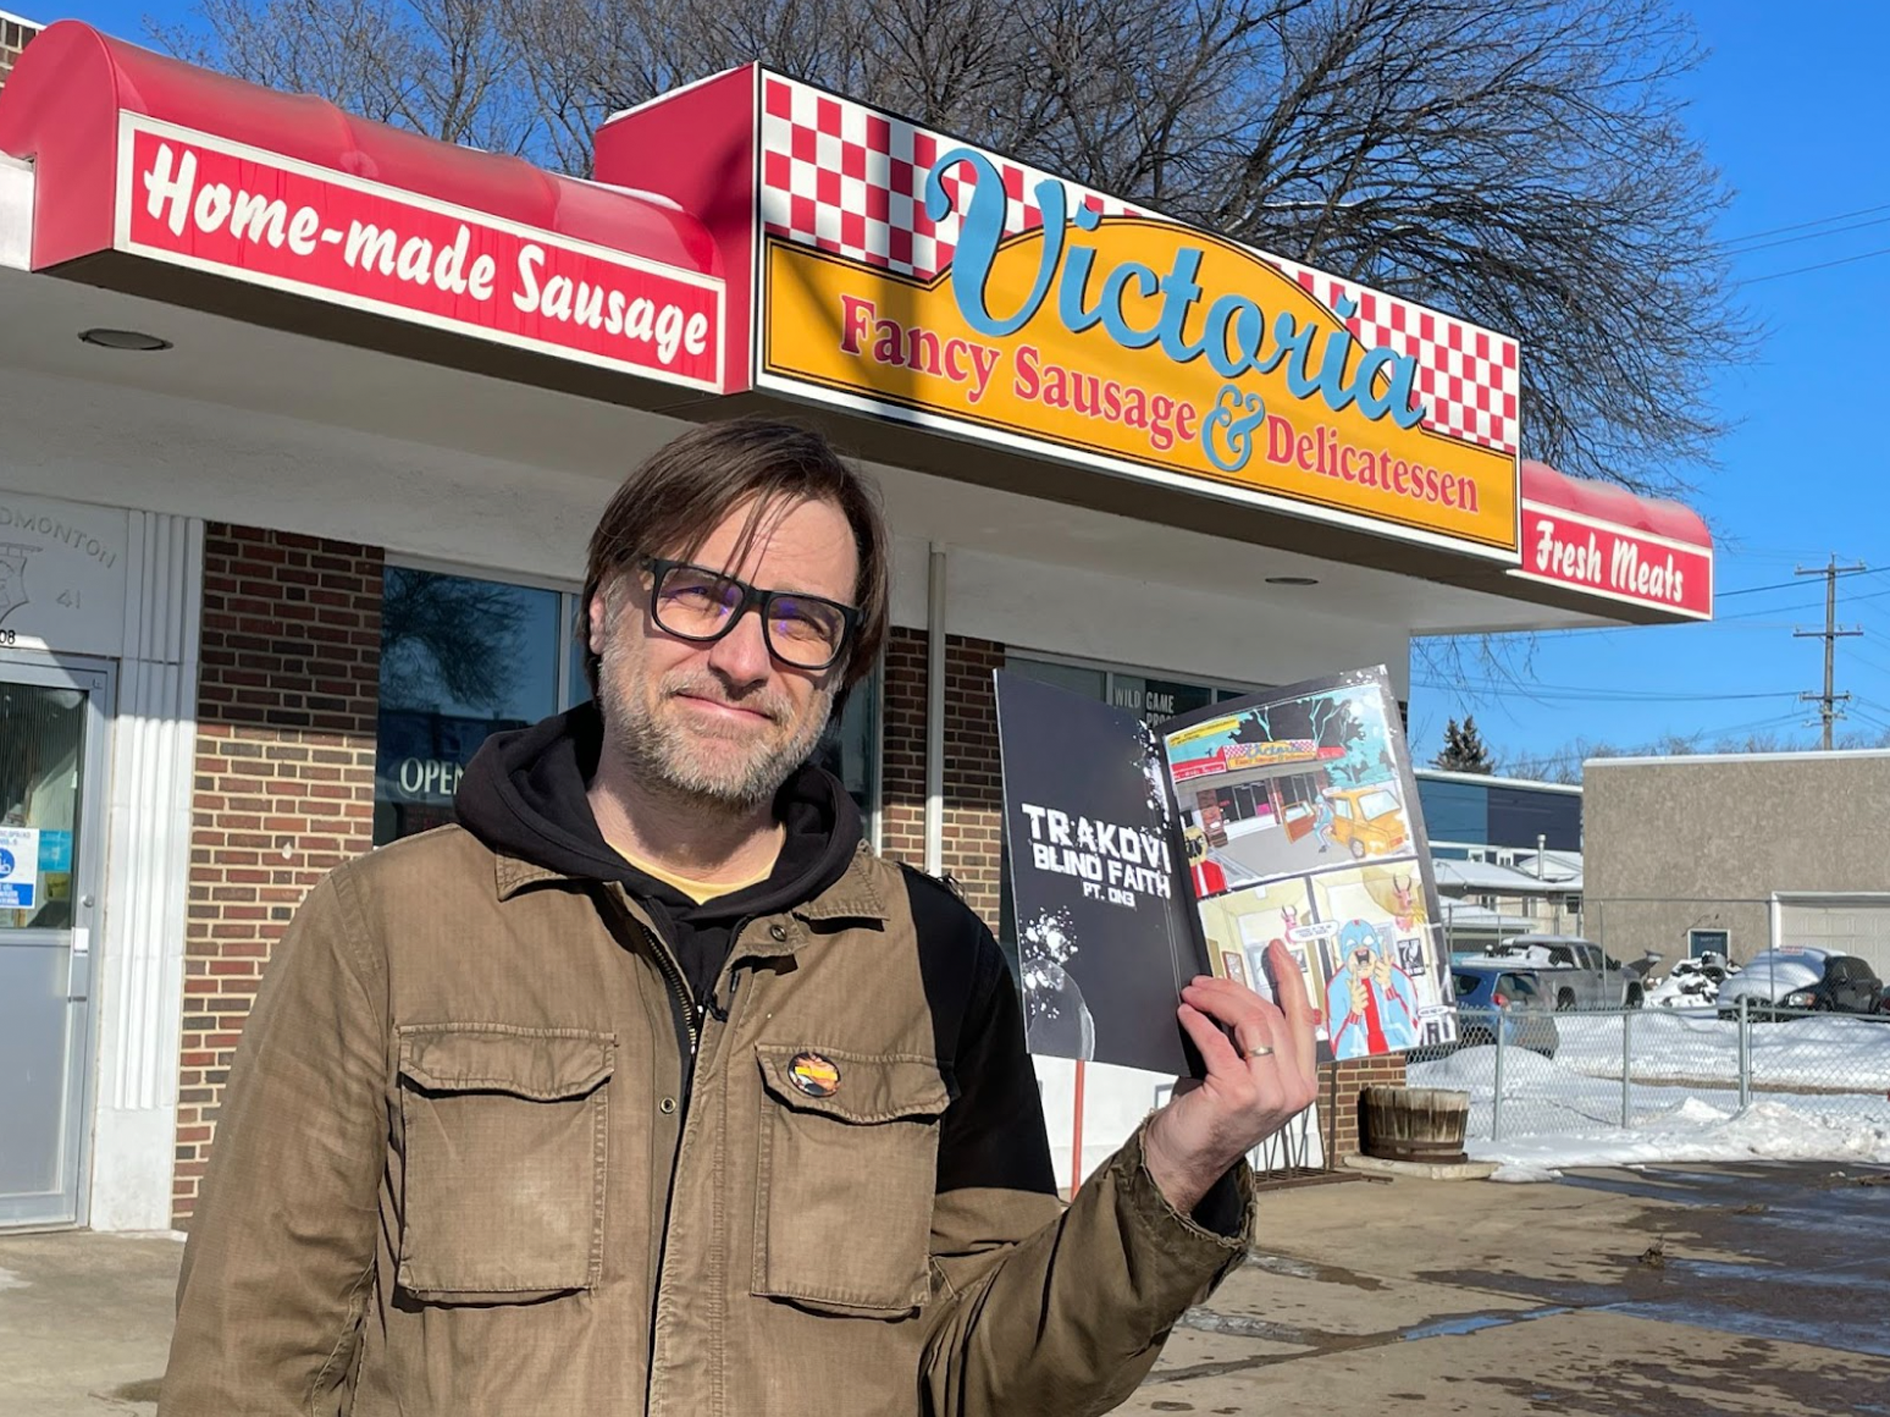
left=1407, top=1043, right=1561, bottom=1098
left=1642, top=952, right=1737, bottom=1008
left=1469, top=1098, right=1890, bottom=1178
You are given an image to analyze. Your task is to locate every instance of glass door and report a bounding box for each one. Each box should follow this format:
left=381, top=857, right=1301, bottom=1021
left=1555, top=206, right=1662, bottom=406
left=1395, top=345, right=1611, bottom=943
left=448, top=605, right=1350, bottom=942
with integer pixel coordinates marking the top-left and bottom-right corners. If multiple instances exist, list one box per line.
left=0, top=655, right=111, bottom=1229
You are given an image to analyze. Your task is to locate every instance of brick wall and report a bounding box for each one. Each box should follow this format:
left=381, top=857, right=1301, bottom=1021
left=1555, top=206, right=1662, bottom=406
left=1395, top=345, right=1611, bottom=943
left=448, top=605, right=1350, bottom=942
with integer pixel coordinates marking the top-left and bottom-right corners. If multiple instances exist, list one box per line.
left=175, top=525, right=383, bottom=1224
left=0, top=16, right=36, bottom=89
left=1322, top=1053, right=1410, bottom=1160
left=879, top=627, right=1005, bottom=931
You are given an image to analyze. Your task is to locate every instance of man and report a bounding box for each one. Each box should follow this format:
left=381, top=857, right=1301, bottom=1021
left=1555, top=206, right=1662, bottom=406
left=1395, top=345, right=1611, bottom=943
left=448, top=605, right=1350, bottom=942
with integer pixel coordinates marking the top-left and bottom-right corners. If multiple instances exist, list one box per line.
left=1325, top=920, right=1421, bottom=1060
left=161, top=417, right=1319, bottom=1416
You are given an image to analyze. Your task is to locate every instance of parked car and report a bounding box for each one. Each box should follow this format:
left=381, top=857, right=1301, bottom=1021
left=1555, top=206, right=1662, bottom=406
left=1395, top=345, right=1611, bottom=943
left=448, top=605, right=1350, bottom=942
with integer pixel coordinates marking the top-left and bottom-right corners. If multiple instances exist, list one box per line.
left=1442, top=961, right=1561, bottom=1057
left=1485, top=934, right=1645, bottom=1011
left=1326, top=783, right=1409, bottom=859
left=1716, top=947, right=1885, bottom=1018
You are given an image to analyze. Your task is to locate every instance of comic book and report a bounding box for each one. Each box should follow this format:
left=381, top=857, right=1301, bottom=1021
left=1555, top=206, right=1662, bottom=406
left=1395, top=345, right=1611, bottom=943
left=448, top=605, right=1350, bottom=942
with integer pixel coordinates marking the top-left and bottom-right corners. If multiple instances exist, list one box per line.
left=995, top=665, right=1455, bottom=1075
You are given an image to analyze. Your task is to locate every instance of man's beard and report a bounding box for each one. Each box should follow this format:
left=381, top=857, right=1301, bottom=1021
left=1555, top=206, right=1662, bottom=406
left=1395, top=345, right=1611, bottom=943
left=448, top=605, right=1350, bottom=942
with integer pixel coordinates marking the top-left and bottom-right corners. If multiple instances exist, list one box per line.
left=600, top=659, right=835, bottom=814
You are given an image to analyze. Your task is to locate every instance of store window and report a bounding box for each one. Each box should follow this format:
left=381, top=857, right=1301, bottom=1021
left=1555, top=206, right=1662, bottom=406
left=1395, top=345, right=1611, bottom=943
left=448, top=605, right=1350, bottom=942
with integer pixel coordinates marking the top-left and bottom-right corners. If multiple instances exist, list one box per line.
left=375, top=564, right=881, bottom=845
left=375, top=566, right=569, bottom=844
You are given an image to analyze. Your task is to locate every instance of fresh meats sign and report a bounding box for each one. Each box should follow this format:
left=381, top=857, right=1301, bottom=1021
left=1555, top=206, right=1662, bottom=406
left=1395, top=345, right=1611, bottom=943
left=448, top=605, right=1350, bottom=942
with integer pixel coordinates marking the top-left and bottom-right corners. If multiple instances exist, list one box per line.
left=1515, top=502, right=1712, bottom=619
left=113, top=117, right=724, bottom=390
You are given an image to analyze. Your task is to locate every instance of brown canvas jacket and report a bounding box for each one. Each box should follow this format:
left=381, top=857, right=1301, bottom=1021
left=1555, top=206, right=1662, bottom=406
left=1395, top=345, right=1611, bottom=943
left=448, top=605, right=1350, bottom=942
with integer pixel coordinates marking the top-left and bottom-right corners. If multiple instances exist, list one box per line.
left=160, top=824, right=1254, bottom=1416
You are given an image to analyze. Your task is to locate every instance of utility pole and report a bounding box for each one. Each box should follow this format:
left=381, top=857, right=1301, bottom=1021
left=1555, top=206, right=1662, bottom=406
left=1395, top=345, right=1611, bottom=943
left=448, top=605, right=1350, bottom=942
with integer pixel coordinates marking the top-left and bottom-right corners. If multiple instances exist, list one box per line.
left=1794, top=557, right=1867, bottom=751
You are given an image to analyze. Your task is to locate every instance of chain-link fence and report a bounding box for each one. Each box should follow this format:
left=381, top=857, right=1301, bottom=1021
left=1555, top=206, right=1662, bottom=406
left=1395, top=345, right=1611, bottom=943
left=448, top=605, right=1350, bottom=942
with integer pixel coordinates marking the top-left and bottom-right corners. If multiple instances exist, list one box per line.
left=1406, top=1000, right=1890, bottom=1143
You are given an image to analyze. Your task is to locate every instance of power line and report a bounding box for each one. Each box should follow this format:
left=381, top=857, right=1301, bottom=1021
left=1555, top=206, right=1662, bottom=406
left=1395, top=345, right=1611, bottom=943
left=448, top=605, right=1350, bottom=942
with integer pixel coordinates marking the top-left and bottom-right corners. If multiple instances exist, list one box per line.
left=1718, top=577, right=1816, bottom=598
left=1498, top=710, right=1816, bottom=776
left=1413, top=678, right=1797, bottom=705
left=1717, top=597, right=1831, bottom=621
left=1738, top=242, right=1890, bottom=287
left=1721, top=200, right=1890, bottom=247
left=1727, top=213, right=1890, bottom=257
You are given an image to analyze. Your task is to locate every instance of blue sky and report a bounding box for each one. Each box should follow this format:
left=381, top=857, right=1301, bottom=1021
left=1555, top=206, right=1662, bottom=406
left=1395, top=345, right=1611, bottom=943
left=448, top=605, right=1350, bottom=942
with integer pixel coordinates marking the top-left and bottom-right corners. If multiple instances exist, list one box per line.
left=1407, top=1, right=1890, bottom=773
left=36, top=3, right=1890, bottom=776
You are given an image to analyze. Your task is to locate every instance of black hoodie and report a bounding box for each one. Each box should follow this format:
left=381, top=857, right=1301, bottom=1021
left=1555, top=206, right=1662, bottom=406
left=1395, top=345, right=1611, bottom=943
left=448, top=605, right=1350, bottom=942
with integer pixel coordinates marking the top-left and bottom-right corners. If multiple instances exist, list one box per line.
left=454, top=701, right=863, bottom=1013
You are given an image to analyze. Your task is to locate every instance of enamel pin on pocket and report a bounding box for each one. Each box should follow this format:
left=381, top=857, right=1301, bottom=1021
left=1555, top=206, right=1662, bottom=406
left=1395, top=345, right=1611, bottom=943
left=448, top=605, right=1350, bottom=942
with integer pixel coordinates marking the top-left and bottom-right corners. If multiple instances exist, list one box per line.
left=787, top=1052, right=841, bottom=1098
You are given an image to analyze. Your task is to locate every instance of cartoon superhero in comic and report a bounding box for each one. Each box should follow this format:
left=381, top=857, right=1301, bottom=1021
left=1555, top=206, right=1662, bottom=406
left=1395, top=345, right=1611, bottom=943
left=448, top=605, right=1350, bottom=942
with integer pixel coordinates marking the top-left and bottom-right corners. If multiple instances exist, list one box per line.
left=1324, top=920, right=1421, bottom=1059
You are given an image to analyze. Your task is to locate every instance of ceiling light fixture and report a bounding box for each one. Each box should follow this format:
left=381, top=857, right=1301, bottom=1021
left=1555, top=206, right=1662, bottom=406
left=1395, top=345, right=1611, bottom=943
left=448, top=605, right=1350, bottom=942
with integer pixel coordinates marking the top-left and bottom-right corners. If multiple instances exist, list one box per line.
left=1266, top=575, right=1319, bottom=587
left=78, top=328, right=172, bottom=352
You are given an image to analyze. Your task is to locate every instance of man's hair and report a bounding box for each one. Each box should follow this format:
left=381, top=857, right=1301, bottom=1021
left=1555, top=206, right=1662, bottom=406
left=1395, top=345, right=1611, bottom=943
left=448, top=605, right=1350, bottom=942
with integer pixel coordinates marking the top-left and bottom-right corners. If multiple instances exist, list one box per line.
left=580, top=416, right=890, bottom=697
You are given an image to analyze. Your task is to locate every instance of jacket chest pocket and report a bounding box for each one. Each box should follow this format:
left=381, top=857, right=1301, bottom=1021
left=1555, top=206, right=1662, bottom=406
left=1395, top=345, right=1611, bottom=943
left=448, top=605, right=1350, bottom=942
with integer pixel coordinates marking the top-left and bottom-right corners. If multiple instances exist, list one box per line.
left=396, top=1025, right=614, bottom=1304
left=751, top=1044, right=952, bottom=1317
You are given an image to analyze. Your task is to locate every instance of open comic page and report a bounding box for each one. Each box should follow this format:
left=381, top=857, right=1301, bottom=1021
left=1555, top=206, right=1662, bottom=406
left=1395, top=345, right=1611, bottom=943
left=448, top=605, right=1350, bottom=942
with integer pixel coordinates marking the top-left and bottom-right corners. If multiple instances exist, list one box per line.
left=993, top=671, right=1205, bottom=1076
left=1158, top=667, right=1457, bottom=1061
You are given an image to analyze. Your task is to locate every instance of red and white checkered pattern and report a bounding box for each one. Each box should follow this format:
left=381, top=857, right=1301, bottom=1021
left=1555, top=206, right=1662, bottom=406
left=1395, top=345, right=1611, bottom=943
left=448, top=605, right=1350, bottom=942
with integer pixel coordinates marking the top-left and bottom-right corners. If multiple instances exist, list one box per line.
left=759, top=76, right=1139, bottom=282
left=757, top=74, right=1520, bottom=457
left=1268, top=255, right=1520, bottom=455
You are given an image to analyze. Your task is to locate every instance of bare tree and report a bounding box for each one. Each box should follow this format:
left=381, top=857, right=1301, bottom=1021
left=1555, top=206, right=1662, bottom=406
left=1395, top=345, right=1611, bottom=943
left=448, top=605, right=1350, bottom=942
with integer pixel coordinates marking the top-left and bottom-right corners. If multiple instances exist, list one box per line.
left=157, top=0, right=538, bottom=154
left=161, top=0, right=1748, bottom=502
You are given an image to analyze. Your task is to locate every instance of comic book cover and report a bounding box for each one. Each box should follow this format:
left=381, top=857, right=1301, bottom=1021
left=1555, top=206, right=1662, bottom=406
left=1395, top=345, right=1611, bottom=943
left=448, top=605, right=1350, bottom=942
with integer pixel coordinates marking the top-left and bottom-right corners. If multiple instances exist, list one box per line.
left=1159, top=667, right=1457, bottom=1061
left=993, top=671, right=1206, bottom=1075
left=995, top=665, right=1452, bottom=1073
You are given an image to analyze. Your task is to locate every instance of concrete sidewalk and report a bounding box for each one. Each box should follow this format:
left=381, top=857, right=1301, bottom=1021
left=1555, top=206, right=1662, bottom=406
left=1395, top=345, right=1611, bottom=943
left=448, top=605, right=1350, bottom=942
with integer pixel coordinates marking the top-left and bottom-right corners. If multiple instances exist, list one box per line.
left=5, top=1163, right=1887, bottom=1415
left=0, top=1229, right=179, bottom=1416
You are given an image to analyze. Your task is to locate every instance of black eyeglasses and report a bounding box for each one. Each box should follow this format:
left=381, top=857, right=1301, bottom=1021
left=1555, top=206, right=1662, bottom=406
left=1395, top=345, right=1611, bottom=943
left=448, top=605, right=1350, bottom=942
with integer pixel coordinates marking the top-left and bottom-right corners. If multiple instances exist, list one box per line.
left=636, top=556, right=859, bottom=671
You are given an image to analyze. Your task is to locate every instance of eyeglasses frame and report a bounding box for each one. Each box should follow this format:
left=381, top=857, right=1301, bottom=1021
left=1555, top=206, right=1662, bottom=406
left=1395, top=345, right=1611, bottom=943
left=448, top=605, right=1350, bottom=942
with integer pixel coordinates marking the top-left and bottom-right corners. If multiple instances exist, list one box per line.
left=633, top=554, right=860, bottom=672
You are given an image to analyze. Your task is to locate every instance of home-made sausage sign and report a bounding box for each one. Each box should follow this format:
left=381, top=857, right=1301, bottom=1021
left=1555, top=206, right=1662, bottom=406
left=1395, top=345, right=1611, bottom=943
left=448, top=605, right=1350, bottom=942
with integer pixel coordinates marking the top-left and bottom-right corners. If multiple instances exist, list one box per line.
left=114, top=116, right=724, bottom=390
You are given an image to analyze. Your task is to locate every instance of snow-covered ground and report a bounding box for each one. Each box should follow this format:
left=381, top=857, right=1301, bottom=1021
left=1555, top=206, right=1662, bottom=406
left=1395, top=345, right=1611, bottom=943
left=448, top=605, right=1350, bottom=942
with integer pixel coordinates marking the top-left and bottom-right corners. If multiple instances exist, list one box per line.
left=1551, top=1008, right=1890, bottom=1090
left=1407, top=1017, right=1890, bottom=1179
left=1478, top=1100, right=1890, bottom=1181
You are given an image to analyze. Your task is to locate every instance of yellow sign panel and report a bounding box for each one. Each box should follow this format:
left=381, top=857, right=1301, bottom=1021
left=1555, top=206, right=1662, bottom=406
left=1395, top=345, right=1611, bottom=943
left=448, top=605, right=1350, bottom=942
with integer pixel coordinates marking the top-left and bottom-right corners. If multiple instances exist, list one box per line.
left=761, top=200, right=1517, bottom=553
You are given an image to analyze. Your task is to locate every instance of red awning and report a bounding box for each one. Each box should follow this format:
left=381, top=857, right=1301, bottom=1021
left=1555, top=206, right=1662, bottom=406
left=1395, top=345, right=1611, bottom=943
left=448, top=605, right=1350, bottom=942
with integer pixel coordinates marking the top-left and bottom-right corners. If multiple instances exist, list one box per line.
left=0, top=21, right=718, bottom=277
left=1521, top=459, right=1710, bottom=551
left=1514, top=459, right=1713, bottom=618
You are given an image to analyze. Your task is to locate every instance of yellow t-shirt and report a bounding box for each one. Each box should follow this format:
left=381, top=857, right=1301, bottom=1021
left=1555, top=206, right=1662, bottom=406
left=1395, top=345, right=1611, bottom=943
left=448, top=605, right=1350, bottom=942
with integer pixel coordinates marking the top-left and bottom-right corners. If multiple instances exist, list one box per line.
left=614, top=842, right=778, bottom=905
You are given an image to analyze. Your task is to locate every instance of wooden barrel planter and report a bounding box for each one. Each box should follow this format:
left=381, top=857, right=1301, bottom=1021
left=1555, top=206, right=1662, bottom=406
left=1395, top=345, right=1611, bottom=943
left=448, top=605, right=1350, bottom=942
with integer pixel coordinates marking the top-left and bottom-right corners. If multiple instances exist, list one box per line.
left=1361, top=1085, right=1469, bottom=1165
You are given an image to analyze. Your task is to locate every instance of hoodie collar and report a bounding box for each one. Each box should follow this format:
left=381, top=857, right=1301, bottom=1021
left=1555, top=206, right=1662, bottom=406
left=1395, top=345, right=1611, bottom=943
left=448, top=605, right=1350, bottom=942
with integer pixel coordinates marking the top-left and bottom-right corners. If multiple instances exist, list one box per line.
left=491, top=841, right=889, bottom=927
left=459, top=701, right=873, bottom=923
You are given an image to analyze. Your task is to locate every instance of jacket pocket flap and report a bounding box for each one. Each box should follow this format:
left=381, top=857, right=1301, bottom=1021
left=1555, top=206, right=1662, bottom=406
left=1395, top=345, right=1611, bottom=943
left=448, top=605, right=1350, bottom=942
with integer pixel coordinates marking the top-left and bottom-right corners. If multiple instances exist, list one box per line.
left=755, top=1044, right=950, bottom=1123
left=399, top=1026, right=614, bottom=1100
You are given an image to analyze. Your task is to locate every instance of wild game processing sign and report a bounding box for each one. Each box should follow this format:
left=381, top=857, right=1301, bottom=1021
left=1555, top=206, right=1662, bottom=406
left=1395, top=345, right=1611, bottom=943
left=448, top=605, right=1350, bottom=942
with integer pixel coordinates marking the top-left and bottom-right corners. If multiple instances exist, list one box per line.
left=755, top=76, right=1520, bottom=555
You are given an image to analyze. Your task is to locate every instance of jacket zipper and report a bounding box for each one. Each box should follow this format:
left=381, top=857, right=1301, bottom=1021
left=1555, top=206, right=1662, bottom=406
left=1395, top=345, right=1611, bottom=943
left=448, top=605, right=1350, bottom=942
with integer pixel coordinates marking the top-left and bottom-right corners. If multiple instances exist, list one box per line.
left=624, top=903, right=761, bottom=1417
left=599, top=885, right=699, bottom=1065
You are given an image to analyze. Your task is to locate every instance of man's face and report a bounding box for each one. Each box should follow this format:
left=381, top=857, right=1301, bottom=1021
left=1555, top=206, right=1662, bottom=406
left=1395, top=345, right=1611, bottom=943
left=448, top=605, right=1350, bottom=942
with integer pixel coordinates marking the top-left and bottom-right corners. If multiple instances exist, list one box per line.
left=590, top=494, right=859, bottom=812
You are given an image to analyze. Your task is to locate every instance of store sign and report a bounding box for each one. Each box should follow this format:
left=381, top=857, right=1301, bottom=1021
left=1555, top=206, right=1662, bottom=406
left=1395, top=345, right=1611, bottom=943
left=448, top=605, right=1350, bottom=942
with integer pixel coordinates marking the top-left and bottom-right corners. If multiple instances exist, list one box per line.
left=114, top=116, right=725, bottom=391
left=0, top=827, right=42, bottom=910
left=0, top=492, right=130, bottom=657
left=1514, top=502, right=1712, bottom=619
left=1110, top=675, right=1217, bottom=727
left=385, top=757, right=466, bottom=802
left=1169, top=739, right=1341, bottom=782
left=754, top=77, right=1519, bottom=555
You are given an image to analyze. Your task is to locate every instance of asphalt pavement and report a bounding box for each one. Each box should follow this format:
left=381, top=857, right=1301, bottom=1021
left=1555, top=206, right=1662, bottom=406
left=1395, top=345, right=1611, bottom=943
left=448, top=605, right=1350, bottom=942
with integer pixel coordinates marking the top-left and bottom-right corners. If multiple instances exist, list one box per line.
left=3, top=1160, right=1886, bottom=1415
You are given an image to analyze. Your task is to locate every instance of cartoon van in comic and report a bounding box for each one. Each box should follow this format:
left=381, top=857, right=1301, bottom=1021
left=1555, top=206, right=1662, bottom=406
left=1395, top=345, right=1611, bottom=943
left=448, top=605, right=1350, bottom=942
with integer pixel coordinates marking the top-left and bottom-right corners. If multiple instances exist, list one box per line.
left=1326, top=783, right=1408, bottom=859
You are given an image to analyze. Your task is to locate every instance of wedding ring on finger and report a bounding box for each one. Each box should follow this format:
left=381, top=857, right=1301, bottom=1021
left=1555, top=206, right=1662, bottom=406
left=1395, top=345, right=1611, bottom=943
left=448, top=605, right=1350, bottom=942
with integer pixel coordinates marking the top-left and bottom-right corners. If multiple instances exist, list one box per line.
left=1244, top=1044, right=1275, bottom=1059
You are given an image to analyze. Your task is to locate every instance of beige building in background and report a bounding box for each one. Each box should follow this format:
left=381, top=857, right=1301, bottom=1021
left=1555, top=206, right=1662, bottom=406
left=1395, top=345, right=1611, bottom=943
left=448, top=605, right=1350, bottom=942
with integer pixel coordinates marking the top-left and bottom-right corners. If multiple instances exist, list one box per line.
left=1584, top=750, right=1890, bottom=977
